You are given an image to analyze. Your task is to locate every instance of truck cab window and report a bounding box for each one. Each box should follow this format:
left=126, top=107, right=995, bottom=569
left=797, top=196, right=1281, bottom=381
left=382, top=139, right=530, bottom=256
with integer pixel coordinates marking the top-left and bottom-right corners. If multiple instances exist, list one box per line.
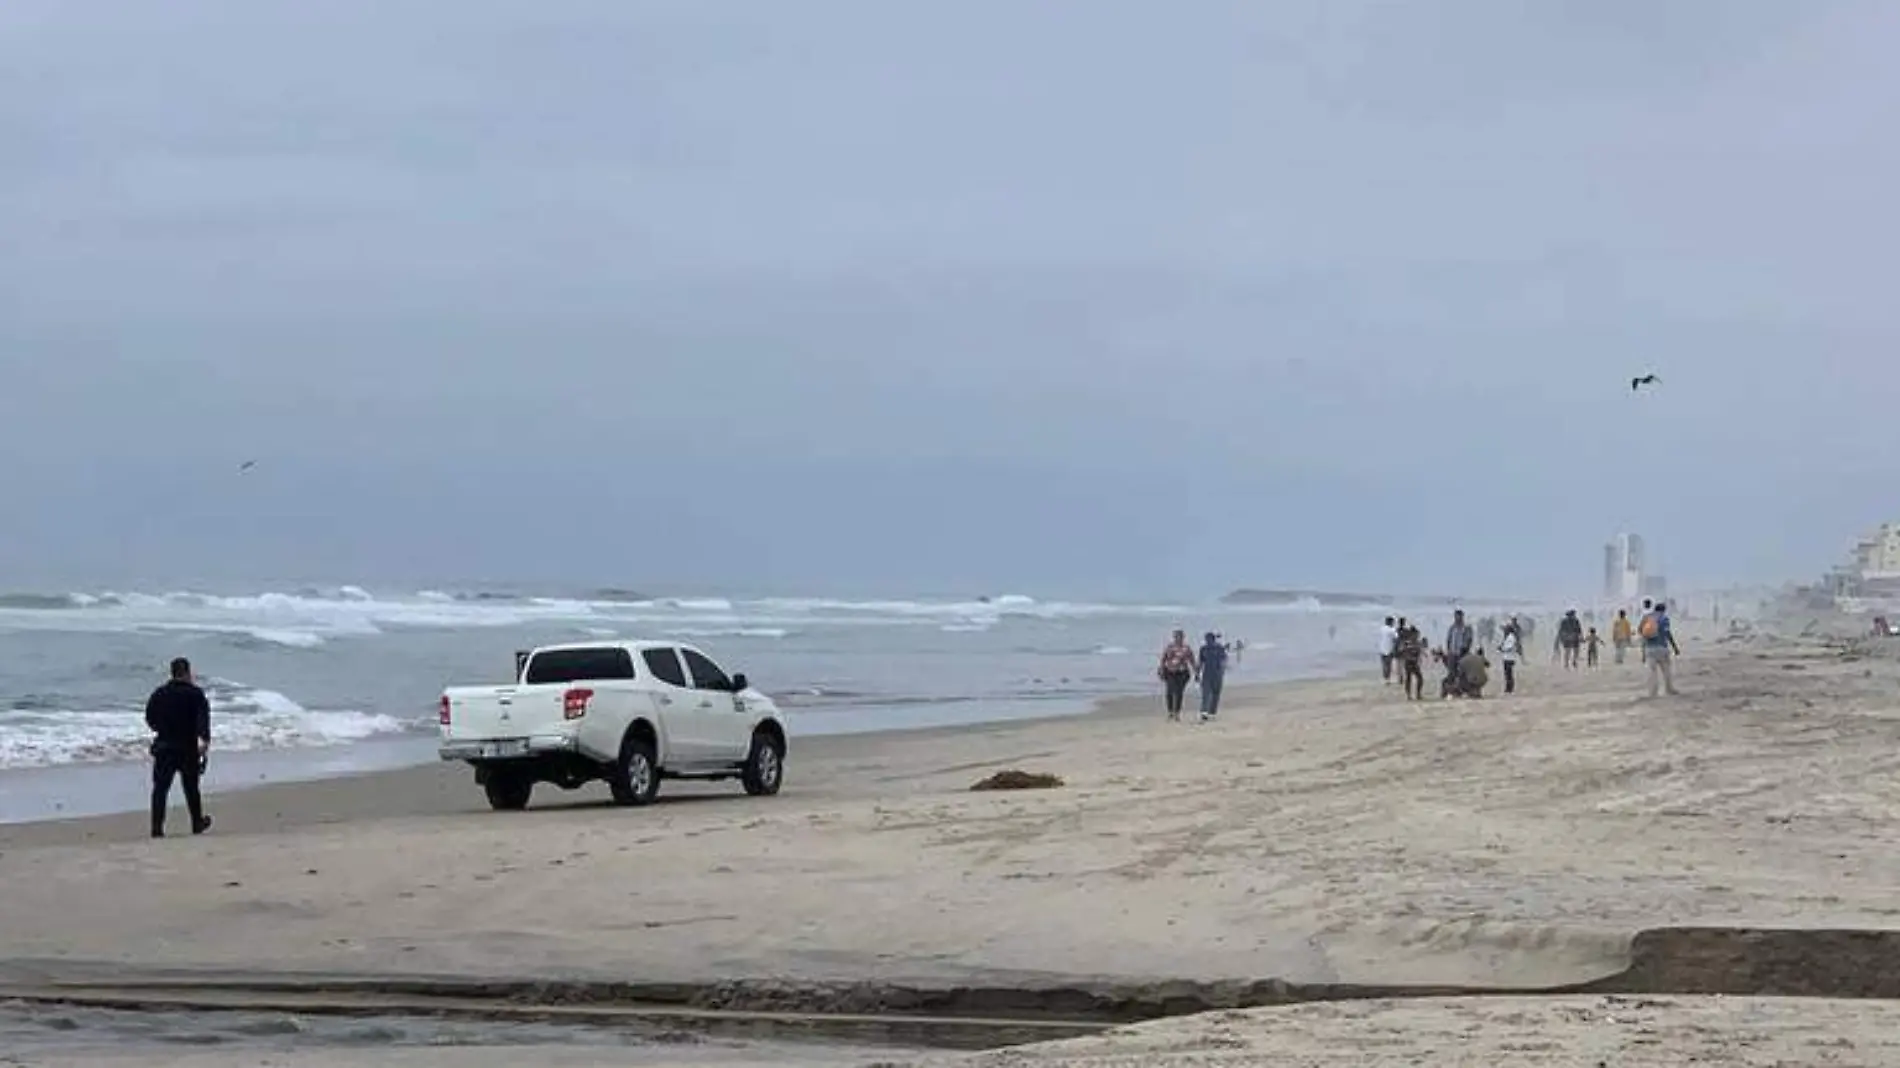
left=680, top=649, right=732, bottom=692
left=640, top=648, right=689, bottom=688
left=524, top=647, right=635, bottom=685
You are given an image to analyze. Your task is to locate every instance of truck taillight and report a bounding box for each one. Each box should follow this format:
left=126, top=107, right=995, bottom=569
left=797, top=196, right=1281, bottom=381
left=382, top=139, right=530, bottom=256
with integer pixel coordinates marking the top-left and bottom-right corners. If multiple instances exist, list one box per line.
left=563, top=688, right=594, bottom=719
left=439, top=695, right=451, bottom=725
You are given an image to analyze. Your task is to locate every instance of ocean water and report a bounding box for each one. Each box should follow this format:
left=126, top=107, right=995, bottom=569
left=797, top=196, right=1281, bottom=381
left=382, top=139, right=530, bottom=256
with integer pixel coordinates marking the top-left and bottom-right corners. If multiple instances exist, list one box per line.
left=0, top=584, right=1457, bottom=820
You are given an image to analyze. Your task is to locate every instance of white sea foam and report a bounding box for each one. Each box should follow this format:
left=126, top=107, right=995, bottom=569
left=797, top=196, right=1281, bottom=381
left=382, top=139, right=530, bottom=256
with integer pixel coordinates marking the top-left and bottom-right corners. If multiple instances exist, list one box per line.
left=666, top=627, right=791, bottom=640
left=0, top=679, right=409, bottom=770
left=663, top=597, right=734, bottom=612
left=244, top=629, right=327, bottom=649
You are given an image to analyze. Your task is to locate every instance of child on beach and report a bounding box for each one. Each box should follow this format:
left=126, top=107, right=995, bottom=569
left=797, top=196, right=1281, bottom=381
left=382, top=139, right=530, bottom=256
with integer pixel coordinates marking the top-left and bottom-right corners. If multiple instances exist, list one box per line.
left=1585, top=627, right=1603, bottom=667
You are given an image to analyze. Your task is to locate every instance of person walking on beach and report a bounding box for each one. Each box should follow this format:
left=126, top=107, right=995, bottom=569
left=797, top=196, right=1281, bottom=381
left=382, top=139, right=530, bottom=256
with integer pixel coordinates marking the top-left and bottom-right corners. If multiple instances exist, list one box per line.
left=1396, top=618, right=1425, bottom=700
left=1378, top=616, right=1398, bottom=684
left=1497, top=617, right=1522, bottom=694
left=1638, top=599, right=1654, bottom=664
left=1157, top=630, right=1197, bottom=721
left=1196, top=631, right=1228, bottom=722
left=1556, top=610, right=1584, bottom=670
left=1585, top=627, right=1603, bottom=668
left=1611, top=610, right=1633, bottom=664
left=1641, top=602, right=1682, bottom=697
left=1442, top=611, right=1474, bottom=701
left=146, top=657, right=212, bottom=839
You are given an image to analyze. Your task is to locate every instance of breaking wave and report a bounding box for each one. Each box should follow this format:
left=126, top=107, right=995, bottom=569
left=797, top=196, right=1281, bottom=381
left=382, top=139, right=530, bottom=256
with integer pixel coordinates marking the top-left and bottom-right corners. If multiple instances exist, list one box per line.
left=0, top=678, right=410, bottom=770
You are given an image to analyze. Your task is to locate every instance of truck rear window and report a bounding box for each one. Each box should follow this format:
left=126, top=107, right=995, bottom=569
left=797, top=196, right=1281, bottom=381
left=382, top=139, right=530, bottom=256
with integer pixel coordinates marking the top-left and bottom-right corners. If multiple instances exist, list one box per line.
left=524, top=647, right=636, bottom=685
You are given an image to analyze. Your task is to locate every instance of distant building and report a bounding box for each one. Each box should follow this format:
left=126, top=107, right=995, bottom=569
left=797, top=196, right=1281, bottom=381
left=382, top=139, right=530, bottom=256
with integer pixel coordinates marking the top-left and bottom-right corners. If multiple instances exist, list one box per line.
left=1826, top=524, right=1900, bottom=607
left=1641, top=574, right=1668, bottom=601
left=1604, top=533, right=1646, bottom=601
left=1855, top=524, right=1900, bottom=576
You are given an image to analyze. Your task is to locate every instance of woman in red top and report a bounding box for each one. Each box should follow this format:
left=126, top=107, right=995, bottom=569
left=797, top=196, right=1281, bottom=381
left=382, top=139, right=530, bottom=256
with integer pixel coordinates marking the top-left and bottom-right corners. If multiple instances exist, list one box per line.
left=1157, top=629, right=1198, bottom=721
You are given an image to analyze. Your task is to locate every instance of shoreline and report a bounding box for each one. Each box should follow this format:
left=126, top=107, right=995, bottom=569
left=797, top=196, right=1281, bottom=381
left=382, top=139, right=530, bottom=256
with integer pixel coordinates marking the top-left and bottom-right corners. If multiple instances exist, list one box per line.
left=0, top=663, right=1304, bottom=829
left=0, top=676, right=1290, bottom=845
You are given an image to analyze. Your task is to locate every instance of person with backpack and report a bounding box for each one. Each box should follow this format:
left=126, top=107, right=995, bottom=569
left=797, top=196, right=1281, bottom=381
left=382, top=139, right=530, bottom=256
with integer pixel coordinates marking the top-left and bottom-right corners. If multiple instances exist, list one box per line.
left=1640, top=601, right=1682, bottom=697
left=1638, top=599, right=1654, bottom=663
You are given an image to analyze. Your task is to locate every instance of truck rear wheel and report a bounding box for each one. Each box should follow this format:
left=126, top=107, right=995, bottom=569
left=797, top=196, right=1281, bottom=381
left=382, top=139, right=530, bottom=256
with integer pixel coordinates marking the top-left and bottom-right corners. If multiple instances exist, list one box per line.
left=483, top=769, right=533, bottom=811
left=741, top=729, right=784, bottom=796
left=609, top=733, right=660, bottom=806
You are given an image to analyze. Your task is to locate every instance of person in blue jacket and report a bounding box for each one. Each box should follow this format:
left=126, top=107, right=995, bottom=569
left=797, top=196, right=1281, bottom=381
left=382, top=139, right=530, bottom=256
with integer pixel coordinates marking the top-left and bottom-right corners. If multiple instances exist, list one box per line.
left=1196, top=632, right=1228, bottom=722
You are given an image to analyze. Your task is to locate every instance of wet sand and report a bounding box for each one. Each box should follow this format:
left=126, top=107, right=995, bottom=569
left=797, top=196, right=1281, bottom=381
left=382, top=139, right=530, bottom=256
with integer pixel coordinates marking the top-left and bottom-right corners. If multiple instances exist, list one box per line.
left=927, top=994, right=1900, bottom=1067
left=30, top=995, right=1900, bottom=1068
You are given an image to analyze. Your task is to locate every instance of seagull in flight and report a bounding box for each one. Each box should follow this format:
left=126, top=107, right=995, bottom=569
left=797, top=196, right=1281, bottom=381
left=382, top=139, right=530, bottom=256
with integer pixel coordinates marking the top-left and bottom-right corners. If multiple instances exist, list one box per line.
left=1631, top=374, right=1660, bottom=392
left=238, top=460, right=257, bottom=473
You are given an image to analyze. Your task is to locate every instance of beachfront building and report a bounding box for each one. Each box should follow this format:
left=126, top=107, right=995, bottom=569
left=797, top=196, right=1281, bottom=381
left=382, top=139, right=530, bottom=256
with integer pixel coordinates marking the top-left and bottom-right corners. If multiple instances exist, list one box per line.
left=1602, top=533, right=1645, bottom=601
left=1852, top=524, right=1900, bottom=576
left=1828, top=523, right=1900, bottom=605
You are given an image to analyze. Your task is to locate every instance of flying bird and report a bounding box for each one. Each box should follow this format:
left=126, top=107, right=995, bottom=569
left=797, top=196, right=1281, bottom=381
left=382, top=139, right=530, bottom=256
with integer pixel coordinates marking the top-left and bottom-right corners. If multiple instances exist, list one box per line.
left=1630, top=374, right=1660, bottom=392
left=238, top=460, right=257, bottom=473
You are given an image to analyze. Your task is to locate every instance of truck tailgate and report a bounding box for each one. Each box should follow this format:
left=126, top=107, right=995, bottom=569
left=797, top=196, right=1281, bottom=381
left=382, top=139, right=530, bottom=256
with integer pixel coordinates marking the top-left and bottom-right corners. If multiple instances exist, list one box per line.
left=440, top=684, right=571, bottom=742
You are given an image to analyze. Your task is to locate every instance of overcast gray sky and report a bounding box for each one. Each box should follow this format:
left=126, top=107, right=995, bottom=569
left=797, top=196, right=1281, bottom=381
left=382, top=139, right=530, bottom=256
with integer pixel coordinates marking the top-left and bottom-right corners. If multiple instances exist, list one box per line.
left=3, top=1, right=1898, bottom=597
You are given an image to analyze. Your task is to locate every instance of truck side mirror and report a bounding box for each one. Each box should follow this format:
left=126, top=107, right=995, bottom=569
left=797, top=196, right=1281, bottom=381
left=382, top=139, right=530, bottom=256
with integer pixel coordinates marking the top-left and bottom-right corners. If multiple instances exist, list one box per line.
left=730, top=673, right=748, bottom=693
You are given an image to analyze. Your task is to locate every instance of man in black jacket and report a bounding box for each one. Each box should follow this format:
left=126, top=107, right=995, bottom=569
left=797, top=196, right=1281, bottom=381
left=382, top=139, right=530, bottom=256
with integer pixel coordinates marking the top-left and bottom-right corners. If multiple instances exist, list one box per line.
left=146, top=657, right=212, bottom=838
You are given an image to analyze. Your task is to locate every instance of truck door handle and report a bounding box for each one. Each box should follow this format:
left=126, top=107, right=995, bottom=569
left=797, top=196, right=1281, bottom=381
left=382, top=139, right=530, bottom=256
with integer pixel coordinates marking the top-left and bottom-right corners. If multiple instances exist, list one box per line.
left=659, top=696, right=674, bottom=706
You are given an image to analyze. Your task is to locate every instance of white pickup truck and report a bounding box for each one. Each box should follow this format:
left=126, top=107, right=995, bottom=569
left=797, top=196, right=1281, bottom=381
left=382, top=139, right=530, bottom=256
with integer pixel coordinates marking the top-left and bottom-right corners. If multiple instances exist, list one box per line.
left=438, top=641, right=788, bottom=812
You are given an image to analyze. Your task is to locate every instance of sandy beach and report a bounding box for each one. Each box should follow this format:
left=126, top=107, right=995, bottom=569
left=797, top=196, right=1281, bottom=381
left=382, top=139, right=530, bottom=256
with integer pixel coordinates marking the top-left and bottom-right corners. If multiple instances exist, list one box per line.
left=6, top=621, right=1900, bottom=1064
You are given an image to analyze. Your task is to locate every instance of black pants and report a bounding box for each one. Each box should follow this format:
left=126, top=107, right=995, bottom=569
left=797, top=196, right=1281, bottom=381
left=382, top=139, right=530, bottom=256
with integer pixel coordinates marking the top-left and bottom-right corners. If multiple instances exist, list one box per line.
left=1162, top=671, right=1190, bottom=717
left=152, top=746, right=206, bottom=835
left=1400, top=657, right=1424, bottom=698
left=1503, top=660, right=1517, bottom=694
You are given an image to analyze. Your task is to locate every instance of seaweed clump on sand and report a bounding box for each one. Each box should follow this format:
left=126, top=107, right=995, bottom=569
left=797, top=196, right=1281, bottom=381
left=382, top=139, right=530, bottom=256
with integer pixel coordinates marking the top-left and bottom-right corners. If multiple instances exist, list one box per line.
left=970, top=770, right=1065, bottom=791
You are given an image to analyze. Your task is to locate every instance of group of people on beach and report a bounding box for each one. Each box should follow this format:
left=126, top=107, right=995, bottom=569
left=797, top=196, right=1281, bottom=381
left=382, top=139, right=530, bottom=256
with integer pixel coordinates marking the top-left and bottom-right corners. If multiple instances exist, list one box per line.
left=1375, top=611, right=1506, bottom=700
left=1155, top=629, right=1242, bottom=722
left=1373, top=600, right=1683, bottom=701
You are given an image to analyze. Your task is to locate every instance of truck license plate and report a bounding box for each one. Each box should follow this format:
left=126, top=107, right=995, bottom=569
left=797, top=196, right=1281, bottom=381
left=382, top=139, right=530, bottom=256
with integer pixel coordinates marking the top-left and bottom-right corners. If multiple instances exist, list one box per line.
left=480, top=740, right=529, bottom=759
